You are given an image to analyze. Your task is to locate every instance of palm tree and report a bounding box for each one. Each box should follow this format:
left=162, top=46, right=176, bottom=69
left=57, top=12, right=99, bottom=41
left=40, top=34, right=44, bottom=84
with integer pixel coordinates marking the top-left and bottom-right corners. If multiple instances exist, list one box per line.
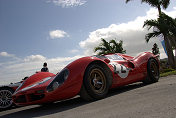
left=110, top=39, right=126, bottom=54
left=126, top=0, right=170, bottom=15
left=143, top=13, right=176, bottom=68
left=94, top=38, right=126, bottom=55
left=161, top=14, right=176, bottom=49
left=144, top=13, right=176, bottom=50
left=126, top=0, right=176, bottom=68
left=94, top=38, right=112, bottom=55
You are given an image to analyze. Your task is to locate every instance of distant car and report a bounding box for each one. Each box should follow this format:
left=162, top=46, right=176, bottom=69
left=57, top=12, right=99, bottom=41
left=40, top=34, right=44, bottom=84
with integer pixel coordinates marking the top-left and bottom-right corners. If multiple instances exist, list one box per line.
left=0, top=82, right=21, bottom=109
left=13, top=52, right=159, bottom=106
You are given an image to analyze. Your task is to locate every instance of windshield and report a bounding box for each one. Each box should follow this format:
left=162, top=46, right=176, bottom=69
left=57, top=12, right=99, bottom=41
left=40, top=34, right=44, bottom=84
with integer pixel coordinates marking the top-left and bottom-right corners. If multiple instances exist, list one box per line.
left=105, top=54, right=124, bottom=61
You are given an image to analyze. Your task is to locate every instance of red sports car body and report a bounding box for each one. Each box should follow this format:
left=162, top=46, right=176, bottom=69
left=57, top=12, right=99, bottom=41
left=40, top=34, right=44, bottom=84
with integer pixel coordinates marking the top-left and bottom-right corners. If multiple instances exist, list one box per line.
left=13, top=52, right=160, bottom=106
left=0, top=73, right=55, bottom=110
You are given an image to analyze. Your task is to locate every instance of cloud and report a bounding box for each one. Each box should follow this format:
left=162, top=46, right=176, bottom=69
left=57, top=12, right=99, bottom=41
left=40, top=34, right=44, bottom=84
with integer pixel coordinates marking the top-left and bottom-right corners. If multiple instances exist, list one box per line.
left=49, top=30, right=69, bottom=39
left=69, top=49, right=79, bottom=53
left=79, top=7, right=176, bottom=58
left=48, top=55, right=83, bottom=72
left=0, top=52, right=14, bottom=57
left=24, top=55, right=46, bottom=62
left=48, top=0, right=86, bottom=8
left=0, top=54, right=83, bottom=85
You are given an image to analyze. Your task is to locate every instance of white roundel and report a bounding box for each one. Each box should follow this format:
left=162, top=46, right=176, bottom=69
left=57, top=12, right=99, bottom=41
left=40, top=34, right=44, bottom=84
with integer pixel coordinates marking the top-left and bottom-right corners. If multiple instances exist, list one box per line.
left=110, top=62, right=129, bottom=79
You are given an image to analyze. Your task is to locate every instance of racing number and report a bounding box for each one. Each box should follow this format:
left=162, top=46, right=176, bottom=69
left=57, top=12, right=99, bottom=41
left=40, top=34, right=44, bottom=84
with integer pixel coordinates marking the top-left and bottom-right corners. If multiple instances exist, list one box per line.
left=110, top=63, right=130, bottom=79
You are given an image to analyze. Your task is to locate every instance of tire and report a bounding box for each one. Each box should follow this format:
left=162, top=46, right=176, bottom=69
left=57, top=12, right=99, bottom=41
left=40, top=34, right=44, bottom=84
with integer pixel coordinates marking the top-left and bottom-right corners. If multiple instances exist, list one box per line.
left=0, top=87, right=14, bottom=110
left=143, top=59, right=160, bottom=84
left=80, top=64, right=110, bottom=101
left=148, top=59, right=160, bottom=82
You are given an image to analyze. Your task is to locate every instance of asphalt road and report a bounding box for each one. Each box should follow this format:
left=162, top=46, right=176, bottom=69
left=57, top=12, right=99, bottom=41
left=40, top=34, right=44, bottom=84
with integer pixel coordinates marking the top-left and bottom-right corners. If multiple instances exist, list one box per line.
left=1, top=75, right=176, bottom=118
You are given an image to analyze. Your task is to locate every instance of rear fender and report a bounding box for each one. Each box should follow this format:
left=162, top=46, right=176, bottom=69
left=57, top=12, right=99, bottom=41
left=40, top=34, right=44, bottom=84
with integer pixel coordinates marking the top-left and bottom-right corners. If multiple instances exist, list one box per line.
left=133, top=52, right=156, bottom=66
left=133, top=52, right=159, bottom=73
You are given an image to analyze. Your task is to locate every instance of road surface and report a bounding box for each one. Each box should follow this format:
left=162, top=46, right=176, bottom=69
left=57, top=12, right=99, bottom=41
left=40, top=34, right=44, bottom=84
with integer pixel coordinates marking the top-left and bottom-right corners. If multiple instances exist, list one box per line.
left=0, top=75, right=176, bottom=118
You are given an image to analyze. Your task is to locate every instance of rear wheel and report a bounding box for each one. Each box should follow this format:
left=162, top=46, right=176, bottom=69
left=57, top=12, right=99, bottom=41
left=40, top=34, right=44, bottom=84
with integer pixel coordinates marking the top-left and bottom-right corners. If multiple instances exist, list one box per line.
left=0, top=88, right=14, bottom=110
left=80, top=64, right=110, bottom=101
left=143, top=59, right=159, bottom=84
left=148, top=59, right=160, bottom=82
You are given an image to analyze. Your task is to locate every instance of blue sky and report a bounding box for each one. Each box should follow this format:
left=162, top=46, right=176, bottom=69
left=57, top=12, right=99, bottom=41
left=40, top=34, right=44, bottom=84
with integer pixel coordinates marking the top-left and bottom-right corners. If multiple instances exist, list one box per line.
left=0, top=0, right=149, bottom=58
left=0, top=0, right=176, bottom=85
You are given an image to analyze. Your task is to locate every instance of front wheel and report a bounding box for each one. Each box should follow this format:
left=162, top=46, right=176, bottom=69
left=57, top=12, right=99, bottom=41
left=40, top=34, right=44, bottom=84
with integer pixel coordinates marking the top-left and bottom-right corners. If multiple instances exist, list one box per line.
left=80, top=64, right=110, bottom=101
left=0, top=88, right=14, bottom=110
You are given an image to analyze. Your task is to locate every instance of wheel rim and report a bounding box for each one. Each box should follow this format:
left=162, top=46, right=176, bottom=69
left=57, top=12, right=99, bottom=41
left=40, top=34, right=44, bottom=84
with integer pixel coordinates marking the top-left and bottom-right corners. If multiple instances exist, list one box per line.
left=0, top=90, right=13, bottom=109
left=150, top=61, right=159, bottom=79
left=88, top=68, right=106, bottom=94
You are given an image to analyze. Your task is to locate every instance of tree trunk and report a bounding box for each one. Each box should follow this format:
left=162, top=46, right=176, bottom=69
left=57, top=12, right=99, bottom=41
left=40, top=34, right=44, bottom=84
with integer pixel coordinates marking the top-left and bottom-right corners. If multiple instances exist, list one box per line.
left=164, top=36, right=176, bottom=69
left=157, top=5, right=162, bottom=16
left=169, top=36, right=176, bottom=49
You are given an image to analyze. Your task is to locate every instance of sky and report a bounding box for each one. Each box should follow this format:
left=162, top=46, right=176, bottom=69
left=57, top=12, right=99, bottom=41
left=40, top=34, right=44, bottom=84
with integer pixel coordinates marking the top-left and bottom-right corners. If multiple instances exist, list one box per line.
left=0, top=0, right=176, bottom=85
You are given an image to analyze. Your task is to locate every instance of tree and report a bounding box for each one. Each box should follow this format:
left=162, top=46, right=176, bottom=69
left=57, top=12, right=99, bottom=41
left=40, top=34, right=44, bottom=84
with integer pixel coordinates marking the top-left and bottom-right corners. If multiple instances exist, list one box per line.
left=152, top=43, right=160, bottom=55
left=109, top=39, right=126, bottom=54
left=94, top=38, right=112, bottom=55
left=126, top=0, right=176, bottom=68
left=126, top=0, right=170, bottom=15
left=143, top=13, right=176, bottom=68
left=94, top=38, right=126, bottom=55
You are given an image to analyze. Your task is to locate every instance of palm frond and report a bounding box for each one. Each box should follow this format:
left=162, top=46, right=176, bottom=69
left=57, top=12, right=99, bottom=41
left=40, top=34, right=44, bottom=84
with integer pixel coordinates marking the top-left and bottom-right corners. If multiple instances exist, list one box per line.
left=143, top=19, right=159, bottom=30
left=94, top=47, right=106, bottom=52
left=141, top=0, right=159, bottom=7
left=94, top=39, right=126, bottom=55
left=125, top=0, right=132, bottom=3
left=101, top=38, right=111, bottom=51
left=161, top=0, right=170, bottom=9
left=145, top=31, right=162, bottom=43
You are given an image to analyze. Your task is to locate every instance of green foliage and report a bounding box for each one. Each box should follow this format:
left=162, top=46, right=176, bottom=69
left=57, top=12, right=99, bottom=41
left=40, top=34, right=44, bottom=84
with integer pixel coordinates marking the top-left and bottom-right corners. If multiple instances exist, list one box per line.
left=161, top=68, right=175, bottom=73
left=143, top=13, right=176, bottom=48
left=126, top=0, right=170, bottom=15
left=94, top=38, right=126, bottom=55
left=109, top=40, right=126, bottom=54
left=152, top=43, right=160, bottom=55
left=160, top=70, right=176, bottom=77
left=126, top=0, right=175, bottom=69
left=141, top=0, right=170, bottom=9
left=160, top=62, right=176, bottom=77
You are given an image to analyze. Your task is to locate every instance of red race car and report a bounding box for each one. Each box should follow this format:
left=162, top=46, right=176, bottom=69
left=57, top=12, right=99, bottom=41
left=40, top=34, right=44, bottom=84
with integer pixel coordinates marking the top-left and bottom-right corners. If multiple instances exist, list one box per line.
left=13, top=52, right=159, bottom=106
left=0, top=75, right=54, bottom=110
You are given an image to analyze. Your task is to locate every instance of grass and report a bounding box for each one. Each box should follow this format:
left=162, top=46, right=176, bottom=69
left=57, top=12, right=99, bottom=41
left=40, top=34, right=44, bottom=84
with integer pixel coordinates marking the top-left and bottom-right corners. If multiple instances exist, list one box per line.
left=160, top=70, right=176, bottom=77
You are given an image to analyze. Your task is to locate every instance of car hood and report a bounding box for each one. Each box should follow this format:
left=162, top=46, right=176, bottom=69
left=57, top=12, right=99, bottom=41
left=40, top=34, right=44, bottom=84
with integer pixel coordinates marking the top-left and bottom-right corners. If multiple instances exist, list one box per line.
left=15, top=72, right=55, bottom=92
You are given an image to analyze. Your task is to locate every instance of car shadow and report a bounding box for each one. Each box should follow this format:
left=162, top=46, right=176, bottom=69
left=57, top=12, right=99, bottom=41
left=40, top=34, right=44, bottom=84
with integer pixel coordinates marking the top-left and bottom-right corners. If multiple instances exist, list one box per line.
left=108, top=82, right=145, bottom=97
left=0, top=82, right=146, bottom=118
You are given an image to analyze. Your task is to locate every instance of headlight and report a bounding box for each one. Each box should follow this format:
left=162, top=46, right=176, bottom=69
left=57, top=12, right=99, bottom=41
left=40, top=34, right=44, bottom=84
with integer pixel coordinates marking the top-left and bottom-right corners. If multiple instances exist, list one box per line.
left=47, top=68, right=69, bottom=92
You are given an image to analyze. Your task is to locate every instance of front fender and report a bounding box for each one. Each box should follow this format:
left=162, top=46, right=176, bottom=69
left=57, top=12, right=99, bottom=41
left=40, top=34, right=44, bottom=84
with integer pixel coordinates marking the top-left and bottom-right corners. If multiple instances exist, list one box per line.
left=61, top=57, right=107, bottom=96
